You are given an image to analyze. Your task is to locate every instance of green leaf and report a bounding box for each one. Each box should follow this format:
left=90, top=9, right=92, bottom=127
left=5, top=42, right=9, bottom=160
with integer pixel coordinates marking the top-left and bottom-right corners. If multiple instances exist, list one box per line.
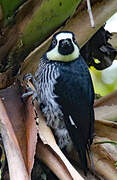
left=0, top=0, right=26, bottom=25
left=114, top=161, right=117, bottom=167
left=22, top=0, right=82, bottom=49
left=95, top=140, right=117, bottom=146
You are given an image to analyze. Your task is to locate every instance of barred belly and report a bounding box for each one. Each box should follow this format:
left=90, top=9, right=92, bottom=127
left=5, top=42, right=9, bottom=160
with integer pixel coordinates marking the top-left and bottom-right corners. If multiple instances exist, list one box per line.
left=39, top=90, right=72, bottom=149
left=34, top=62, right=72, bottom=149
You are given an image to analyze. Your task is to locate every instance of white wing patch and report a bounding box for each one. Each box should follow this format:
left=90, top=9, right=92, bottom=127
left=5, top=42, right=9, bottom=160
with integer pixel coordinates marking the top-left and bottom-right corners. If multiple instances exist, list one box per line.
left=69, top=115, right=77, bottom=128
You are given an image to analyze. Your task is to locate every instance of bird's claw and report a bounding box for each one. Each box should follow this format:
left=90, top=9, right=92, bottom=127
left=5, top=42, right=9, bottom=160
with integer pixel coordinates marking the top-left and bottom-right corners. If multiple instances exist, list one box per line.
left=22, top=73, right=37, bottom=103
left=22, top=86, right=33, bottom=98
left=22, top=86, right=38, bottom=103
left=23, top=73, right=37, bottom=85
left=23, top=73, right=34, bottom=82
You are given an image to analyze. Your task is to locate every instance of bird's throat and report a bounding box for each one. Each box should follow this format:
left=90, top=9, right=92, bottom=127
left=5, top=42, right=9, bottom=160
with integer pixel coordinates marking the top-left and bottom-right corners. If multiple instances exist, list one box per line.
left=47, top=44, right=80, bottom=62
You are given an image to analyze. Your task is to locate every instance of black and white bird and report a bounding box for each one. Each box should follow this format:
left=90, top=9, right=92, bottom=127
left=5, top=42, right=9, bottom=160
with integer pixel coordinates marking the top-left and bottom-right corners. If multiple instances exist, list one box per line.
left=24, top=31, right=95, bottom=175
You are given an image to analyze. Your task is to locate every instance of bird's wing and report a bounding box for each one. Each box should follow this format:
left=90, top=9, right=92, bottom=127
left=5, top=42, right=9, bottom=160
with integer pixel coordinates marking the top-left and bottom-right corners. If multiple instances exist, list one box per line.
left=54, top=57, right=95, bottom=174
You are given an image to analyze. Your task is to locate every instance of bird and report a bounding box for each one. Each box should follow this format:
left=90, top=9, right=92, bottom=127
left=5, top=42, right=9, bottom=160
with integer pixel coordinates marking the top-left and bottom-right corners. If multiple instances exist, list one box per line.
left=23, top=31, right=95, bottom=175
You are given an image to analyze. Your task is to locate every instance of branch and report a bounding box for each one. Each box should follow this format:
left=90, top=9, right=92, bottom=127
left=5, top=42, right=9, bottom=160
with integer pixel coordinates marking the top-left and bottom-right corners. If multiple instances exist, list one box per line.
left=86, top=0, right=95, bottom=27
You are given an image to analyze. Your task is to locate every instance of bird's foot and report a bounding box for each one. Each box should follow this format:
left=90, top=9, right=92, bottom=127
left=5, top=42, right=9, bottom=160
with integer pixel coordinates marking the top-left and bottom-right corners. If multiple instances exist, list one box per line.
left=22, top=73, right=38, bottom=103
left=23, top=73, right=36, bottom=84
left=22, top=86, right=37, bottom=102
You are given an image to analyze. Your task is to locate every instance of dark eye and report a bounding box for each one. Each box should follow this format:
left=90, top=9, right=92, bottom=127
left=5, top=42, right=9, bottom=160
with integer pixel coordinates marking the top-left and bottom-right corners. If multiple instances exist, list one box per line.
left=52, top=39, right=57, bottom=46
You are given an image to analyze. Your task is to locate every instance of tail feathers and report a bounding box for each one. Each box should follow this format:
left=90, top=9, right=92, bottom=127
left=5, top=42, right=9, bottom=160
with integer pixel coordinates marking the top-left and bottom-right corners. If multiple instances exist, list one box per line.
left=76, top=144, right=88, bottom=176
left=63, top=114, right=92, bottom=175
left=67, top=125, right=89, bottom=175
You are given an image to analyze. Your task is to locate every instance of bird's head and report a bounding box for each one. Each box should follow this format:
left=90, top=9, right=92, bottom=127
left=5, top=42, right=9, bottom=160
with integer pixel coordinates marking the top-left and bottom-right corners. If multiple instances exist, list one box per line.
left=46, top=31, right=80, bottom=62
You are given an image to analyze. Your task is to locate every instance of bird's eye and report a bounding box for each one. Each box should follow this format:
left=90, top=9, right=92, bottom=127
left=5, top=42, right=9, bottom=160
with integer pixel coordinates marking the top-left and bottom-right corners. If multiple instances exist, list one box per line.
left=52, top=39, right=57, bottom=46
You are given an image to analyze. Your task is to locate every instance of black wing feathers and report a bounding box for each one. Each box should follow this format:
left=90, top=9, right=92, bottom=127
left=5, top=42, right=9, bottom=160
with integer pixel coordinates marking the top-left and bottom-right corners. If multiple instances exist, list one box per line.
left=54, top=56, right=94, bottom=175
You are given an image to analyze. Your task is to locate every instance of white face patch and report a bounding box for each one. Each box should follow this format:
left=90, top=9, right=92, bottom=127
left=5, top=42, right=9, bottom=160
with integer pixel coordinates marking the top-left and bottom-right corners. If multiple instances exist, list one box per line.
left=47, top=32, right=80, bottom=62
left=56, top=32, right=73, bottom=41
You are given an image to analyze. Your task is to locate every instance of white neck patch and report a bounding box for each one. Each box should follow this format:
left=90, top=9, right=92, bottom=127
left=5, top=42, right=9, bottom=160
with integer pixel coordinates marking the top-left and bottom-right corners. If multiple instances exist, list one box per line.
left=46, top=32, right=80, bottom=62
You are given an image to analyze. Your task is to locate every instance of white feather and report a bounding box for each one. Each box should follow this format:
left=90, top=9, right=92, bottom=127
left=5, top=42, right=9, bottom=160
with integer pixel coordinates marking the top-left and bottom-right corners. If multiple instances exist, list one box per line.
left=69, top=115, right=77, bottom=128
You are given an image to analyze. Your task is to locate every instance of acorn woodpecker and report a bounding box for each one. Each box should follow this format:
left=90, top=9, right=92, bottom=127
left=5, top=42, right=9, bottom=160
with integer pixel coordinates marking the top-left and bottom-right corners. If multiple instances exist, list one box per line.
left=24, top=31, right=95, bottom=175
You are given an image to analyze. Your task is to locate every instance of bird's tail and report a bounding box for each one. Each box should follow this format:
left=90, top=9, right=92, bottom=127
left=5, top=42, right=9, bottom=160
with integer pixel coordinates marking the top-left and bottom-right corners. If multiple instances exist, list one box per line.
left=64, top=114, right=92, bottom=175
left=75, top=140, right=89, bottom=176
left=66, top=123, right=89, bottom=175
